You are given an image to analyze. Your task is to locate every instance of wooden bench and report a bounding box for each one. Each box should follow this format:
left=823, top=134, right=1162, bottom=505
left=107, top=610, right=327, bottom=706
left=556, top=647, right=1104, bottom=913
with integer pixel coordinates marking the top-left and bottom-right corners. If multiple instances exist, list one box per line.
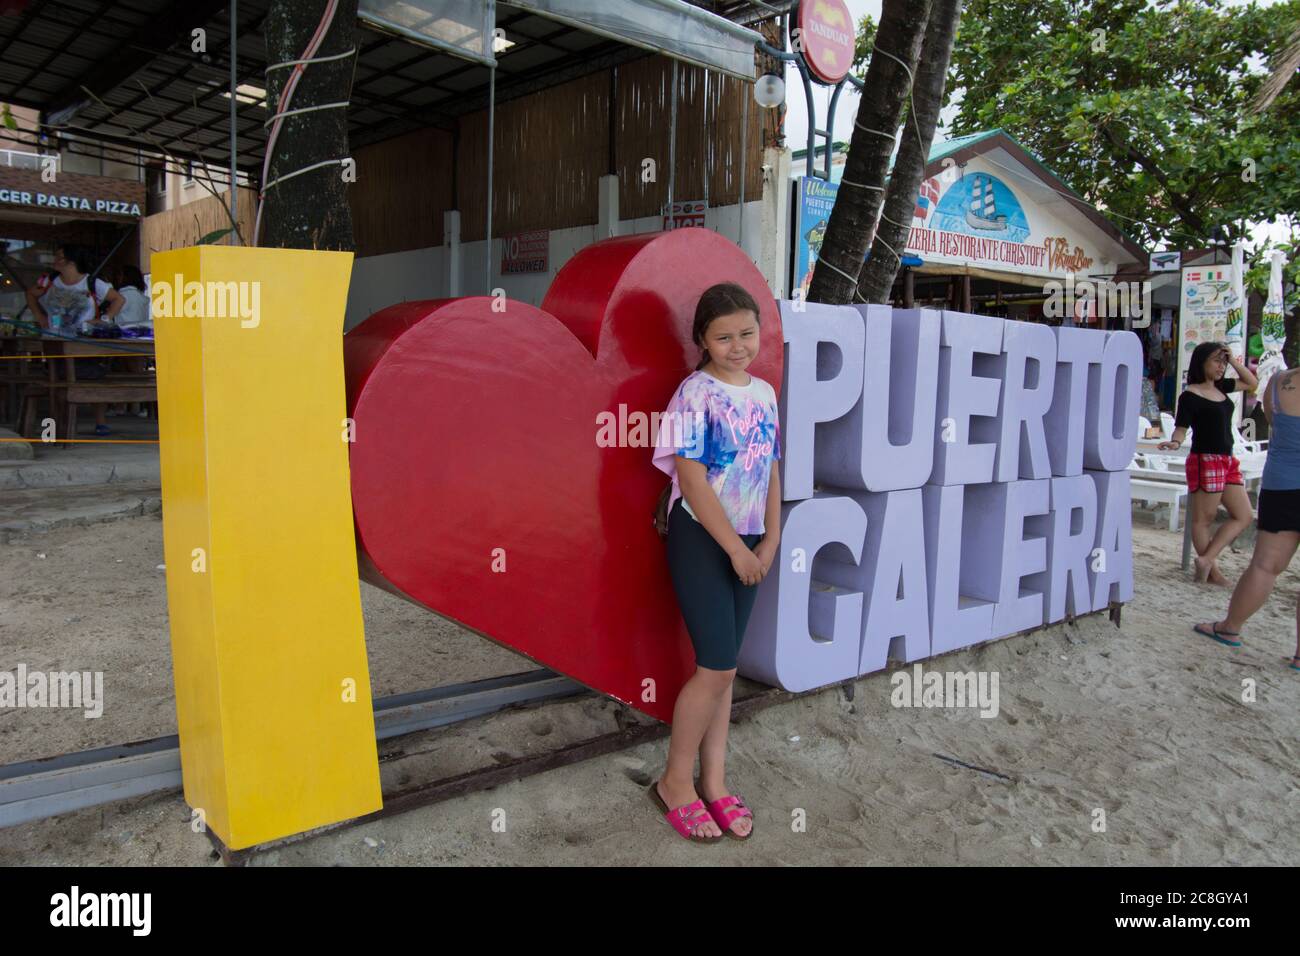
left=1129, top=473, right=1188, bottom=531
left=42, top=379, right=157, bottom=441
left=4, top=373, right=50, bottom=429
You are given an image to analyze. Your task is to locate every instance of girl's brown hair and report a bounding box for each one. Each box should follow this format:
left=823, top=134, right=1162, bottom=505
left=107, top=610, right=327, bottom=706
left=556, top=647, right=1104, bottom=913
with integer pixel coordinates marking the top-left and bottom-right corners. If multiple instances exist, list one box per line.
left=1187, top=341, right=1225, bottom=384
left=692, top=282, right=761, bottom=370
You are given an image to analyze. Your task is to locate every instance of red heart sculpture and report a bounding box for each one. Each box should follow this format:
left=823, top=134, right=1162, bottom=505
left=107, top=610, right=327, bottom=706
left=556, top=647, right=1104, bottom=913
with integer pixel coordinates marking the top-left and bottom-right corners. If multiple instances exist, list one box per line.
left=344, top=230, right=781, bottom=722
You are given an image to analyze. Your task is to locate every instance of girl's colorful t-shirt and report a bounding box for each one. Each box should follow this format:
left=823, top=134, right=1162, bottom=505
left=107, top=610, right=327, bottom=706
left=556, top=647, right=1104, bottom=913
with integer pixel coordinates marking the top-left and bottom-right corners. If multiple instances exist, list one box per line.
left=652, top=370, right=781, bottom=534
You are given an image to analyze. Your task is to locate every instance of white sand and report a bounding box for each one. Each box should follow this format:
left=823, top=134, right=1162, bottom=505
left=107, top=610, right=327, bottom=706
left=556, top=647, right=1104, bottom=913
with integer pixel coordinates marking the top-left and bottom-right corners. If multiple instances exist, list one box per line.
left=1, top=511, right=1297, bottom=865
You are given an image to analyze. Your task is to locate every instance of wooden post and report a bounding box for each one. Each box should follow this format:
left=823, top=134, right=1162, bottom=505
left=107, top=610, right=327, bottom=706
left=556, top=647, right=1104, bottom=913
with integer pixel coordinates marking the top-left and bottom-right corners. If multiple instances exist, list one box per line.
left=962, top=274, right=972, bottom=312
left=903, top=268, right=914, bottom=308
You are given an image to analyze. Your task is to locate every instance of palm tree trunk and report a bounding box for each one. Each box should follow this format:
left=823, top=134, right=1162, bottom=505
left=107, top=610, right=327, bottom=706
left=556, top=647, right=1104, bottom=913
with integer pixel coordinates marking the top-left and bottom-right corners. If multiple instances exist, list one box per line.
left=857, top=0, right=962, bottom=304
left=1252, top=24, right=1300, bottom=113
left=262, top=0, right=358, bottom=250
left=807, top=0, right=933, bottom=305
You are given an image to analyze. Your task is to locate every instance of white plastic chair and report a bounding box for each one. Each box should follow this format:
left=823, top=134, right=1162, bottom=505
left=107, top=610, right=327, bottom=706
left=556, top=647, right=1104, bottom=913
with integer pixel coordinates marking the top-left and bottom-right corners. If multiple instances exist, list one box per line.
left=1235, top=449, right=1267, bottom=472
left=1138, top=415, right=1152, bottom=436
left=1160, top=412, right=1176, bottom=441
left=1233, top=421, right=1268, bottom=455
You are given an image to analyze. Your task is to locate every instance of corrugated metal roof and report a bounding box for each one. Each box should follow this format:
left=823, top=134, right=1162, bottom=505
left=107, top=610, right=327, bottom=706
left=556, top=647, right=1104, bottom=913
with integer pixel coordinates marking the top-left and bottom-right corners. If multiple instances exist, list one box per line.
left=0, top=0, right=761, bottom=182
left=925, top=128, right=1000, bottom=162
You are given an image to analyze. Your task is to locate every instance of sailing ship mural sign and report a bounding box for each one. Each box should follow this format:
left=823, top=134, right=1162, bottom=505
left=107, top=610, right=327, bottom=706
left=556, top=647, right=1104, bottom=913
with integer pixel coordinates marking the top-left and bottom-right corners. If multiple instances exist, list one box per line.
left=964, top=174, right=1010, bottom=232
left=906, top=169, right=1093, bottom=274
left=791, top=166, right=1101, bottom=298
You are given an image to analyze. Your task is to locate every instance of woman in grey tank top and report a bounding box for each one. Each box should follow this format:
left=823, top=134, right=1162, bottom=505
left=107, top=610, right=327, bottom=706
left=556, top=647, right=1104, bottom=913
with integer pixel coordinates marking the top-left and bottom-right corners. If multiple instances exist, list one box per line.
left=1196, top=368, right=1300, bottom=669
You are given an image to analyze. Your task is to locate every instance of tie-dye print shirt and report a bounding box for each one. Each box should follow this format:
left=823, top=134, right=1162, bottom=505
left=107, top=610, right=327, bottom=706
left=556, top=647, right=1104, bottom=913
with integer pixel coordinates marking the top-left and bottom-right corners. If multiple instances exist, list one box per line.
left=652, top=370, right=781, bottom=535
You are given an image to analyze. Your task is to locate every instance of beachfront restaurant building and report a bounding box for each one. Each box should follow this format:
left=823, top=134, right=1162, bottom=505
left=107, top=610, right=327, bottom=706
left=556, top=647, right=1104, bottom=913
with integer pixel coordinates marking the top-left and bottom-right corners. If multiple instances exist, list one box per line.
left=791, top=129, right=1149, bottom=323
left=0, top=102, right=145, bottom=325
left=3, top=1, right=800, bottom=329
left=1, top=1, right=796, bottom=329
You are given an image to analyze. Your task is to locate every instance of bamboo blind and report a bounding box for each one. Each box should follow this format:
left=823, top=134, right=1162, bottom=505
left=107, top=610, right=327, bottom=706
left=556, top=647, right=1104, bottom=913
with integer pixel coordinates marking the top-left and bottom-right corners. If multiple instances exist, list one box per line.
left=456, top=70, right=609, bottom=243
left=615, top=56, right=765, bottom=221
left=138, top=24, right=776, bottom=261
left=138, top=187, right=258, bottom=270
left=348, top=125, right=455, bottom=257
left=347, top=49, right=769, bottom=251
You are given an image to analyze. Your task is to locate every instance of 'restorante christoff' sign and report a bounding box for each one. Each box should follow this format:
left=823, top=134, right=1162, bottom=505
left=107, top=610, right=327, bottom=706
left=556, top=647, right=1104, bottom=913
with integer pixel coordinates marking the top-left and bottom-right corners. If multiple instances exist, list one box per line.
left=741, top=302, right=1139, bottom=692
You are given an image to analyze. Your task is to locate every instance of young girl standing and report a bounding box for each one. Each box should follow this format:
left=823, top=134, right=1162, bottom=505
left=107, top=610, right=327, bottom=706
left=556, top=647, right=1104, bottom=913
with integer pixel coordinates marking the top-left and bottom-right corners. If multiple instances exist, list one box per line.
left=649, top=283, right=782, bottom=843
left=1160, top=342, right=1258, bottom=585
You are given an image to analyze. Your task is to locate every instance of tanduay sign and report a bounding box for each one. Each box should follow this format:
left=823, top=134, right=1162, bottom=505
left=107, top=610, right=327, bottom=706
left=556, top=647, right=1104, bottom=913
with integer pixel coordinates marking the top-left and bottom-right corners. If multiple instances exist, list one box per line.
left=345, top=229, right=1138, bottom=721
left=797, top=0, right=855, bottom=85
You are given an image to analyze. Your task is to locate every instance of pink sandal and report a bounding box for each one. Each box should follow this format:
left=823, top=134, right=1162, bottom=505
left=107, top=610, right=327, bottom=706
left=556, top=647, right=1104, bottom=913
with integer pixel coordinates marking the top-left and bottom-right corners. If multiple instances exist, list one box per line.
left=648, top=781, right=721, bottom=843
left=704, top=794, right=754, bottom=840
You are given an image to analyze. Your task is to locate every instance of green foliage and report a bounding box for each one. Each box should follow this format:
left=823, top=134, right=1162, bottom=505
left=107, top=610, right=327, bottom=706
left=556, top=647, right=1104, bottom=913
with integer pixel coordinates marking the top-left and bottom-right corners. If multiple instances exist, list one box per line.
left=1245, top=235, right=1299, bottom=309
left=949, top=0, right=1300, bottom=247
left=196, top=228, right=234, bottom=245
left=852, top=12, right=879, bottom=73
left=1, top=103, right=17, bottom=131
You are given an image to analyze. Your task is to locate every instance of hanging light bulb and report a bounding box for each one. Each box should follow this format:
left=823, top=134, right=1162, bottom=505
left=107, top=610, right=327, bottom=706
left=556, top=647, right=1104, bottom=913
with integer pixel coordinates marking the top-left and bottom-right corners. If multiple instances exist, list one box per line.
left=754, top=73, right=785, bottom=109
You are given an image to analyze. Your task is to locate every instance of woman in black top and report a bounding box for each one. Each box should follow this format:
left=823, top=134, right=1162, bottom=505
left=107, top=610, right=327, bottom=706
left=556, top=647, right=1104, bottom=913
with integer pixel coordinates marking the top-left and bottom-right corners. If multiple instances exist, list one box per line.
left=1160, top=342, right=1258, bottom=585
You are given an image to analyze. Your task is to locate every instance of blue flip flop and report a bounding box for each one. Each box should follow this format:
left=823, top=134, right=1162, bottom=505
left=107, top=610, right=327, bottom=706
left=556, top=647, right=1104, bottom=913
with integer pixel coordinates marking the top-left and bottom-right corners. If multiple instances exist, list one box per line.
left=1288, top=656, right=1300, bottom=671
left=1193, top=622, right=1242, bottom=647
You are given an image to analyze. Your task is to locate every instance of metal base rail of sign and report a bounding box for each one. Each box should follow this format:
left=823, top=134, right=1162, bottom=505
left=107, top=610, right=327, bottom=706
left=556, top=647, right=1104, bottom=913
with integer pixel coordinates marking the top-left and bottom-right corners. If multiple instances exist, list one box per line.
left=1, top=605, right=1123, bottom=860
left=203, top=680, right=797, bottom=866
left=0, top=669, right=587, bottom=830
left=208, top=603, right=1122, bottom=864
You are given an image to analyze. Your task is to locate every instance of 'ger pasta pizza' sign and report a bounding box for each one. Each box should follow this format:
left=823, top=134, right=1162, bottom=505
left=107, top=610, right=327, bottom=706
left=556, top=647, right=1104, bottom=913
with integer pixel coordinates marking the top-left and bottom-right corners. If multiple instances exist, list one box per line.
left=741, top=303, right=1140, bottom=692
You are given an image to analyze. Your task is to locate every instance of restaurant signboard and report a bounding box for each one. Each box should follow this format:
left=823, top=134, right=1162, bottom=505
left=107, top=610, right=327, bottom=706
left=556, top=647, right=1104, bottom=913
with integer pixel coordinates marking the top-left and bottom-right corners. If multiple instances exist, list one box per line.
left=1176, top=265, right=1231, bottom=392
left=0, top=166, right=144, bottom=220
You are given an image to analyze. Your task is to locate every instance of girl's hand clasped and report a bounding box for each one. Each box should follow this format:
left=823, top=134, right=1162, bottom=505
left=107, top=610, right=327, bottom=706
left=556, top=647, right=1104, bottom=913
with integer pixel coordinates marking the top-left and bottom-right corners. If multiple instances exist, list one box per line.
left=730, top=546, right=764, bottom=586
left=753, top=537, right=778, bottom=579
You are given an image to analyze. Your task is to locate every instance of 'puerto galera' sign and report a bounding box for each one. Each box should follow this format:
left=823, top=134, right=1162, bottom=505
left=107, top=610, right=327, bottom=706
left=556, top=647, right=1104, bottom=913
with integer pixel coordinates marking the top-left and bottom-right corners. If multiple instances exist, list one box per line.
left=742, top=303, right=1139, bottom=693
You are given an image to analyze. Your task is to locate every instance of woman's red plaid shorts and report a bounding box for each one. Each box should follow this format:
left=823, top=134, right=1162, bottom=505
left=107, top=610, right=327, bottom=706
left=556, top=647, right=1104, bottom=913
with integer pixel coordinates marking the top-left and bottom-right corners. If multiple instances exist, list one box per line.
left=1185, top=453, right=1242, bottom=494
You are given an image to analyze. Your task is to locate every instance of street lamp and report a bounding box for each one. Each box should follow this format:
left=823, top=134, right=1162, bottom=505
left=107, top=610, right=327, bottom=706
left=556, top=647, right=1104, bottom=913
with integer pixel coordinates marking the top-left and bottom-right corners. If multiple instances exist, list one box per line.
left=754, top=73, right=785, bottom=108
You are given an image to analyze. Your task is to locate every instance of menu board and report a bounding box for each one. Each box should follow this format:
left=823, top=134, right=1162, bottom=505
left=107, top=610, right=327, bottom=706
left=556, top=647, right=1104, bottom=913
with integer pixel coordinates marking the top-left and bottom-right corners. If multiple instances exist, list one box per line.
left=1177, top=265, right=1231, bottom=392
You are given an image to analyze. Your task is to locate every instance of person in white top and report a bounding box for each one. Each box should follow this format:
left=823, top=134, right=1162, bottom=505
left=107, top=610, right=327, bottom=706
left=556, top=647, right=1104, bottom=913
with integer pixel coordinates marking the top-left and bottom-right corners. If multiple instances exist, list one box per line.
left=24, top=243, right=127, bottom=435
left=26, top=243, right=125, bottom=333
left=112, top=265, right=151, bottom=330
